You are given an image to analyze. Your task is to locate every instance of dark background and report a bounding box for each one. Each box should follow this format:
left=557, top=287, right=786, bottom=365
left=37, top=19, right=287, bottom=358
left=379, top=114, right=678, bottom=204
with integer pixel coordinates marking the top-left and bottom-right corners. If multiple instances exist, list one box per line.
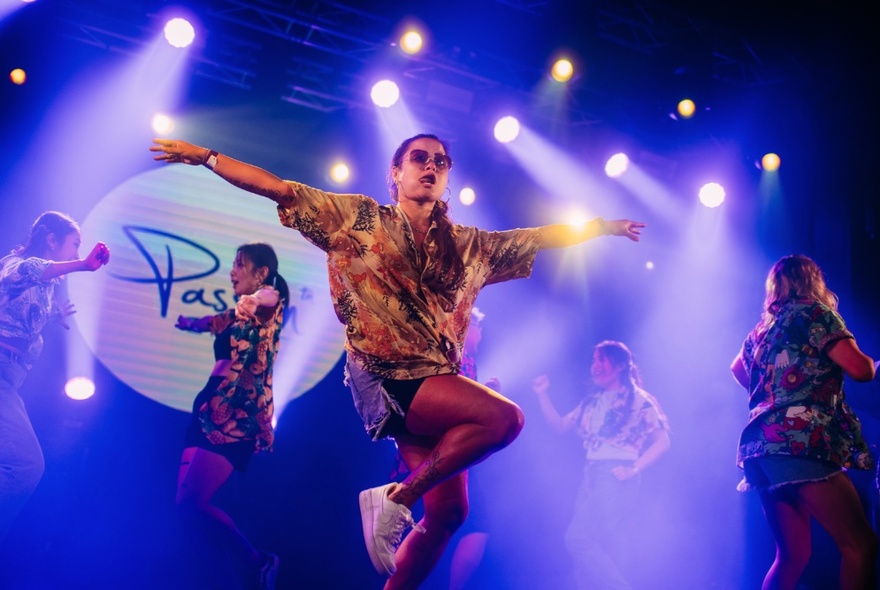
left=1, top=1, right=879, bottom=588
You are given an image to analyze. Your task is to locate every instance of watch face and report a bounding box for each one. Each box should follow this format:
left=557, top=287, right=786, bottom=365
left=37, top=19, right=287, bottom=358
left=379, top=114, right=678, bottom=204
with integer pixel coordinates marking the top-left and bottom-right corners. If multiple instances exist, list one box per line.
left=207, top=154, right=218, bottom=169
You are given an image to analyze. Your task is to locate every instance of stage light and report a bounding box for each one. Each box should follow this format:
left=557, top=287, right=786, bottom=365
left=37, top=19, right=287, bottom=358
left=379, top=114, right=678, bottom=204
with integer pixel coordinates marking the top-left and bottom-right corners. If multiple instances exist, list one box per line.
left=761, top=153, right=781, bottom=172
left=698, top=182, right=725, bottom=208
left=458, top=187, right=476, bottom=206
left=551, top=59, right=573, bottom=82
left=677, top=99, right=696, bottom=119
left=9, top=68, right=26, bottom=85
left=646, top=261, right=655, bottom=270
left=493, top=116, right=520, bottom=143
left=604, top=153, right=630, bottom=178
left=164, top=18, right=195, bottom=48
left=151, top=113, right=174, bottom=135
left=330, top=162, right=350, bottom=183
left=371, top=80, right=400, bottom=108
left=400, top=30, right=423, bottom=55
left=65, top=376, right=95, bottom=401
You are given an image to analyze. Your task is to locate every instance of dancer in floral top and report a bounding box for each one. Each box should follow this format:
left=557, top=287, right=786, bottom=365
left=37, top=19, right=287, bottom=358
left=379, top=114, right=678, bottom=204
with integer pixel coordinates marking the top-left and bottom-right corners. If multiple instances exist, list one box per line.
left=532, top=340, right=670, bottom=590
left=151, top=134, right=644, bottom=589
left=176, top=243, right=288, bottom=590
left=0, top=211, right=109, bottom=542
left=731, top=254, right=877, bottom=590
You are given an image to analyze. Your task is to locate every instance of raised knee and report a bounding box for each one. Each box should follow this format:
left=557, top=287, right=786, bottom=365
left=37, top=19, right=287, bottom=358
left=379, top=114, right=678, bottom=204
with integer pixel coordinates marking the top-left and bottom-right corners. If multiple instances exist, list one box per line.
left=497, top=404, right=524, bottom=447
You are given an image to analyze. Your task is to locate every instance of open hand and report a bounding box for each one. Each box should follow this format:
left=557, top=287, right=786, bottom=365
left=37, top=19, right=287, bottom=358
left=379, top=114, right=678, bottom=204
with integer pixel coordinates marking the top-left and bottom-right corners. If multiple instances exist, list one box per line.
left=150, top=138, right=208, bottom=166
left=606, top=219, right=645, bottom=242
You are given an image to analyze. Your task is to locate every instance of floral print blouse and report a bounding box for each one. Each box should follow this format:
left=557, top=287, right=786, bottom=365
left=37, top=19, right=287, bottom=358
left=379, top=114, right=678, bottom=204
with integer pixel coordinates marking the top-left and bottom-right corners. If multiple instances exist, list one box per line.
left=198, top=293, right=284, bottom=451
left=738, top=299, right=872, bottom=470
left=277, top=181, right=542, bottom=380
left=0, top=254, right=59, bottom=366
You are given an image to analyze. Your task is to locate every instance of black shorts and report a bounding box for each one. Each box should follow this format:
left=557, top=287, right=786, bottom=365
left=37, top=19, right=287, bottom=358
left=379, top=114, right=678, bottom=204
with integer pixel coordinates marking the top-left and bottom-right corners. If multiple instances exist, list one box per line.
left=184, top=376, right=256, bottom=472
left=382, top=377, right=427, bottom=437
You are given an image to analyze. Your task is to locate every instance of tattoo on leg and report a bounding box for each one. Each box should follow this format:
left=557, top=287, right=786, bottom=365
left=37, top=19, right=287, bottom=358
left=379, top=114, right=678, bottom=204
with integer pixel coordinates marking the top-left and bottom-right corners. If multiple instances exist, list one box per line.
left=399, top=448, right=444, bottom=504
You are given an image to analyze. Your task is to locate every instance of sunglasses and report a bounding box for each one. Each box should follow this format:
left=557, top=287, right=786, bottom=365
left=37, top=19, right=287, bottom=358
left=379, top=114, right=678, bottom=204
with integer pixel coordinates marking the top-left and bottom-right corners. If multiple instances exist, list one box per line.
left=405, top=149, right=453, bottom=170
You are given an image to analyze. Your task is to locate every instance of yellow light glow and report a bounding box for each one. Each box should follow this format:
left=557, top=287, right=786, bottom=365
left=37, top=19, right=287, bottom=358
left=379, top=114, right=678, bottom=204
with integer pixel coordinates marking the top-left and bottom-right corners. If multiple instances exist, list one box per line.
left=400, top=31, right=423, bottom=55
left=677, top=99, right=696, bottom=119
left=761, top=153, right=781, bottom=172
left=10, top=68, right=26, bottom=85
left=551, top=59, right=573, bottom=82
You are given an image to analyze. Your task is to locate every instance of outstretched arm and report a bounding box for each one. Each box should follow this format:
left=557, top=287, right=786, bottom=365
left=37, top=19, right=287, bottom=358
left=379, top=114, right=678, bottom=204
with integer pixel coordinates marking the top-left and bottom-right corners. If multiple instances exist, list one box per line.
left=538, top=218, right=644, bottom=249
left=39, top=242, right=110, bottom=280
left=150, top=139, right=294, bottom=207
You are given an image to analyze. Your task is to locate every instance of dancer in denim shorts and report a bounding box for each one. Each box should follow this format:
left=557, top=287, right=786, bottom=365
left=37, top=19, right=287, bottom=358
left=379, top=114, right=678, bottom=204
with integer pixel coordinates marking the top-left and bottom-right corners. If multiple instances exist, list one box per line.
left=151, top=134, right=645, bottom=589
left=731, top=254, right=877, bottom=590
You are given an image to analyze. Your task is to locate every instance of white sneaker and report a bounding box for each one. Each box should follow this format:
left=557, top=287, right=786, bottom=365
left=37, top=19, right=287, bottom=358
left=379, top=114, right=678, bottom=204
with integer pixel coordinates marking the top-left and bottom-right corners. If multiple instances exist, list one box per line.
left=358, top=483, right=425, bottom=576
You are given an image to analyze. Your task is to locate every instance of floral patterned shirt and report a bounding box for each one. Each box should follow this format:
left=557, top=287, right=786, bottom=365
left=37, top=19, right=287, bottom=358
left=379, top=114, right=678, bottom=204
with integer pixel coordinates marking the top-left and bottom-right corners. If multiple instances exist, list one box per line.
left=0, top=253, right=59, bottom=366
left=569, top=386, right=667, bottom=462
left=198, top=293, right=284, bottom=451
left=277, top=181, right=542, bottom=380
left=738, top=299, right=872, bottom=470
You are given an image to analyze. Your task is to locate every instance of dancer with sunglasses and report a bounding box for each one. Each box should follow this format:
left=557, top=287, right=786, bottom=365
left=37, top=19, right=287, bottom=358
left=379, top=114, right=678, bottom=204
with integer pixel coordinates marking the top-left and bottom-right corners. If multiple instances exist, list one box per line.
left=151, top=134, right=645, bottom=589
left=1, top=211, right=109, bottom=542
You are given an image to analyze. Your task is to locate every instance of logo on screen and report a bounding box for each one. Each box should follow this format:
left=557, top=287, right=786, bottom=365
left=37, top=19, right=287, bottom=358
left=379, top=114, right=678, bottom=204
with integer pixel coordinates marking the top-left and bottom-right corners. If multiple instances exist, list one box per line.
left=68, top=166, right=345, bottom=413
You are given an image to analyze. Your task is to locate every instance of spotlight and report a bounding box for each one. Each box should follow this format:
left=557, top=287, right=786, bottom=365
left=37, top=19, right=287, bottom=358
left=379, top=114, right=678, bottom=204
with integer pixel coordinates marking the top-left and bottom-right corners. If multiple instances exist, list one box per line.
left=65, top=376, right=96, bottom=401
left=493, top=116, right=520, bottom=143
left=400, top=30, right=423, bottom=55
left=677, top=99, right=696, bottom=119
left=604, top=153, right=630, bottom=178
left=151, top=113, right=174, bottom=135
left=164, top=17, right=195, bottom=48
left=458, top=187, right=476, bottom=206
left=330, top=162, right=350, bottom=183
left=698, top=182, right=725, bottom=208
left=645, top=261, right=655, bottom=270
left=551, top=59, right=573, bottom=83
left=370, top=80, right=400, bottom=108
left=761, top=153, right=781, bottom=172
left=9, top=68, right=26, bottom=85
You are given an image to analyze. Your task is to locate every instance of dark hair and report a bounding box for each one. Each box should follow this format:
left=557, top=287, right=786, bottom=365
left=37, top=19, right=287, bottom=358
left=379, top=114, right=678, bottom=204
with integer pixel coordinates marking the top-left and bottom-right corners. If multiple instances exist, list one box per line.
left=237, top=243, right=290, bottom=318
left=16, top=211, right=80, bottom=258
left=388, top=134, right=464, bottom=305
left=587, top=341, right=669, bottom=435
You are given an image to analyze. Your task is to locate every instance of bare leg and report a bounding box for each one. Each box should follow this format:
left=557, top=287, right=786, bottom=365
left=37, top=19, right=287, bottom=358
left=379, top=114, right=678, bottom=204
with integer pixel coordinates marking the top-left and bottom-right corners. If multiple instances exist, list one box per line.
left=386, top=435, right=468, bottom=590
left=389, top=375, right=523, bottom=509
left=177, top=447, right=262, bottom=577
left=382, top=375, right=523, bottom=589
left=449, top=531, right=489, bottom=590
left=798, top=473, right=878, bottom=590
left=758, top=486, right=812, bottom=590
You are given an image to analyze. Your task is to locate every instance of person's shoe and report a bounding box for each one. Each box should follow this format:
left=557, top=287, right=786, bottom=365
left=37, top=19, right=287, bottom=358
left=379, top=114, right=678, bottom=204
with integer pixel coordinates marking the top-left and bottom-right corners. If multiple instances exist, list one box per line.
left=358, top=483, right=426, bottom=576
left=257, top=551, right=280, bottom=590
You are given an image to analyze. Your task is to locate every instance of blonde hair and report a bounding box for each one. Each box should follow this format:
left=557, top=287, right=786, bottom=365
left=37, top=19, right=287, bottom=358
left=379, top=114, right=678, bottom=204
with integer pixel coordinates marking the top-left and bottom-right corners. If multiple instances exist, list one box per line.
left=761, top=254, right=838, bottom=329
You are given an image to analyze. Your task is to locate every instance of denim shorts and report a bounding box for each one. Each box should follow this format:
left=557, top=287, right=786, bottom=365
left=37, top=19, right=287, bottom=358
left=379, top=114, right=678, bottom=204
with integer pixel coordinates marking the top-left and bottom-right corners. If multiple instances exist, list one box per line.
left=742, top=455, right=842, bottom=492
left=344, top=355, right=425, bottom=441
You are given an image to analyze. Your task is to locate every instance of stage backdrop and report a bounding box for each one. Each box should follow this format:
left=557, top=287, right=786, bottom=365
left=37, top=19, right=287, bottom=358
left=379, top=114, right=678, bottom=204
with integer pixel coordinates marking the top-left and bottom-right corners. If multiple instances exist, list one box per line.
left=67, top=164, right=346, bottom=413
